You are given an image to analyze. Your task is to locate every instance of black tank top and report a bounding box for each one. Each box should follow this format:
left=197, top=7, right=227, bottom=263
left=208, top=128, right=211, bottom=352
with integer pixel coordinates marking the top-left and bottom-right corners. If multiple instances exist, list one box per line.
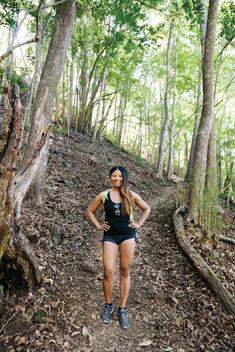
left=104, top=191, right=135, bottom=236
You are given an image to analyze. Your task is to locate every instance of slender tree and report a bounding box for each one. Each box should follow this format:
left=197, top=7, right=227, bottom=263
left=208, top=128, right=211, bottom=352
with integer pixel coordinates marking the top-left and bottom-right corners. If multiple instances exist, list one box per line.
left=156, top=21, right=174, bottom=178
left=188, top=0, right=219, bottom=223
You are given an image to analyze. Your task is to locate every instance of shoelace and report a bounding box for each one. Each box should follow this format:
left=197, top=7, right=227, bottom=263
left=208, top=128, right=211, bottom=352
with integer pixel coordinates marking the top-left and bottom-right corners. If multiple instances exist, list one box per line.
left=120, top=309, right=128, bottom=319
left=104, top=304, right=113, bottom=313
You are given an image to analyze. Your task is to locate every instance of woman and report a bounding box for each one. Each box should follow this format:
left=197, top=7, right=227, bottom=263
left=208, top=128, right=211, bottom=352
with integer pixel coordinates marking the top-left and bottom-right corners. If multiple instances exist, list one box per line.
left=86, top=166, right=150, bottom=329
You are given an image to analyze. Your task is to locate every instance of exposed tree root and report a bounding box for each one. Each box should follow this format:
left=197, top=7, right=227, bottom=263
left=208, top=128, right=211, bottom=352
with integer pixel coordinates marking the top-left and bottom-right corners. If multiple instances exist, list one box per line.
left=217, top=235, right=235, bottom=246
left=173, top=206, right=235, bottom=319
left=0, top=226, right=42, bottom=292
left=13, top=228, right=42, bottom=285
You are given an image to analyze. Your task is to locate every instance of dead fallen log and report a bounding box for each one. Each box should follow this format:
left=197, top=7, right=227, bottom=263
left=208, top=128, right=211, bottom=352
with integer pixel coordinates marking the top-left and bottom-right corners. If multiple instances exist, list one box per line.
left=217, top=235, right=235, bottom=246
left=173, top=207, right=235, bottom=319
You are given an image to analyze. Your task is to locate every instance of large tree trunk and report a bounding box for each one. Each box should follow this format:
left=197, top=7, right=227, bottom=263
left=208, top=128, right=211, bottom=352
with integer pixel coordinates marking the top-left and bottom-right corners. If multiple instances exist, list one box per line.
left=185, top=0, right=207, bottom=182
left=188, top=0, right=219, bottom=222
left=0, top=84, right=41, bottom=287
left=0, top=1, right=77, bottom=290
left=14, top=0, right=77, bottom=217
left=156, top=21, right=174, bottom=178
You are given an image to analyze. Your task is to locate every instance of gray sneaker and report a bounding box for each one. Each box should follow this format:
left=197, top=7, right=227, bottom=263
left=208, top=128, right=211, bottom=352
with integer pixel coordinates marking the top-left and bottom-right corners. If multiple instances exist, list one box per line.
left=118, top=307, right=130, bottom=329
left=101, top=303, right=115, bottom=323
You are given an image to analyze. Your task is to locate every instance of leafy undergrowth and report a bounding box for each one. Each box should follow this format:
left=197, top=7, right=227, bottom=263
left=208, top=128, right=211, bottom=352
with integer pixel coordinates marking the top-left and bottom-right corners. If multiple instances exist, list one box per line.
left=0, top=132, right=235, bottom=352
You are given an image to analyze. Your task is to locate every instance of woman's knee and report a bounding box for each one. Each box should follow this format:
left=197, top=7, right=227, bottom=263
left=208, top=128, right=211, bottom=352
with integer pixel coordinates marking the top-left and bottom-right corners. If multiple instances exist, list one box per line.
left=120, top=265, right=131, bottom=278
left=104, top=267, right=115, bottom=280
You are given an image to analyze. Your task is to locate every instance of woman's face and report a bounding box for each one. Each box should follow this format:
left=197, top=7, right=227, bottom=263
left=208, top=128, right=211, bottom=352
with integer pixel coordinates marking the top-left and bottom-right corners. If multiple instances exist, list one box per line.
left=110, top=169, right=123, bottom=188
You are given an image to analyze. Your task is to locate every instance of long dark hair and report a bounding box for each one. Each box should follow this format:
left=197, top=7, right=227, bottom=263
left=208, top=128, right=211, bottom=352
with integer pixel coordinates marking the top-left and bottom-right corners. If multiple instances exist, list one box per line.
left=109, top=166, right=133, bottom=216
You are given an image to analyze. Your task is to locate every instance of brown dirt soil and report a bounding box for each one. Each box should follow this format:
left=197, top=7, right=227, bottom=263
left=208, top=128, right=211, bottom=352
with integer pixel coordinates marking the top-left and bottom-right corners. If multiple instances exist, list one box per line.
left=0, top=132, right=235, bottom=352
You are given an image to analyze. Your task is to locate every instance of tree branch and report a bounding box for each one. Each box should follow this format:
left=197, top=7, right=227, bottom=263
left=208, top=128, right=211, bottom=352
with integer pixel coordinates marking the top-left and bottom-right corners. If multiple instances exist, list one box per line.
left=0, top=38, right=38, bottom=64
left=216, top=35, right=235, bottom=62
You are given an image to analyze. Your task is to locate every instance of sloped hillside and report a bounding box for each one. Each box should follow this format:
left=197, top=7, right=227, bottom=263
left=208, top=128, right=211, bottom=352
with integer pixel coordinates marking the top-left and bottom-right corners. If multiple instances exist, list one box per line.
left=0, top=132, right=234, bottom=352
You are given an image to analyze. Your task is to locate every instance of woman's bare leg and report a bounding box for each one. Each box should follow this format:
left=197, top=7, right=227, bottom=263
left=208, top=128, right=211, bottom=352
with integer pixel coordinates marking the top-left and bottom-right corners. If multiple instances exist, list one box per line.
left=119, top=239, right=136, bottom=307
left=102, top=241, right=118, bottom=303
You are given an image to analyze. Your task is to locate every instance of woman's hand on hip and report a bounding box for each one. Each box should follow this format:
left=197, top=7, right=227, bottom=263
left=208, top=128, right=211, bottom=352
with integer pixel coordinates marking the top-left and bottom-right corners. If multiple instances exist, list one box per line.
left=128, top=221, right=141, bottom=229
left=97, top=223, right=110, bottom=231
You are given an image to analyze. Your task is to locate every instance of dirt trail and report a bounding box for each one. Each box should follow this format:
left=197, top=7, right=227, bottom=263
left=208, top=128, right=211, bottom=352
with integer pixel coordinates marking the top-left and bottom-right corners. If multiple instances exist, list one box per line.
left=72, top=184, right=234, bottom=352
left=0, top=134, right=234, bottom=352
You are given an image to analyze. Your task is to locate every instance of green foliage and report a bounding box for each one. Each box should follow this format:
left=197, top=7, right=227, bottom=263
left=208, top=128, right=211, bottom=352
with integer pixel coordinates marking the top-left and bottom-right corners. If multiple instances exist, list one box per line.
left=133, top=154, right=148, bottom=167
left=201, top=187, right=225, bottom=238
left=181, top=0, right=205, bottom=25
left=0, top=0, right=32, bottom=27
left=53, top=123, right=67, bottom=137
left=219, top=1, right=235, bottom=43
left=0, top=67, right=29, bottom=94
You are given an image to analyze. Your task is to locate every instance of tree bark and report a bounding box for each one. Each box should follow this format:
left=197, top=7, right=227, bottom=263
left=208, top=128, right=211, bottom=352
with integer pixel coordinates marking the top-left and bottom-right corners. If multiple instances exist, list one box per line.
left=205, top=120, right=217, bottom=192
left=185, top=70, right=202, bottom=182
left=0, top=83, right=41, bottom=287
left=188, top=0, right=219, bottom=222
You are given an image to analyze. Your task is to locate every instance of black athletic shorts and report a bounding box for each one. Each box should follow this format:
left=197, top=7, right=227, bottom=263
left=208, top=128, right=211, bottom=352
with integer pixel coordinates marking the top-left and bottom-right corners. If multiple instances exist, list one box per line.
left=102, top=232, right=137, bottom=246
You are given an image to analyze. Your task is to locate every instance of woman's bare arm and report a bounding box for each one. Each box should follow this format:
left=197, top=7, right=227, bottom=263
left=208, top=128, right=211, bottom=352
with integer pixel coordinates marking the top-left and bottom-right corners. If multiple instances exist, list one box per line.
left=128, top=192, right=151, bottom=229
left=86, top=193, right=110, bottom=231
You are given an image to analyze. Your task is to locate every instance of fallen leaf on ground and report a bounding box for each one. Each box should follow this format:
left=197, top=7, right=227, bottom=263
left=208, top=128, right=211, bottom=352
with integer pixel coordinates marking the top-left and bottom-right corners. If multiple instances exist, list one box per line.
left=138, top=339, right=153, bottom=347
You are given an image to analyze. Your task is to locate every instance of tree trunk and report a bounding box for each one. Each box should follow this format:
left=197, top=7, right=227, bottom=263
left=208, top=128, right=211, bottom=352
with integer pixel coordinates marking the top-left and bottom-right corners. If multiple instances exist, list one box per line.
left=24, top=0, right=45, bottom=133
left=185, top=71, right=202, bottom=181
left=167, top=93, right=176, bottom=179
left=14, top=0, right=77, bottom=218
left=92, top=67, right=106, bottom=143
left=112, top=90, right=119, bottom=137
left=97, top=91, right=116, bottom=141
left=84, top=65, right=107, bottom=133
left=184, top=133, right=189, bottom=172
left=217, top=101, right=226, bottom=192
left=188, top=0, right=219, bottom=222
left=206, top=120, right=217, bottom=192
left=117, top=95, right=127, bottom=146
left=67, top=62, right=74, bottom=137
left=0, top=83, right=41, bottom=287
left=185, top=0, right=207, bottom=182
left=156, top=21, right=174, bottom=178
